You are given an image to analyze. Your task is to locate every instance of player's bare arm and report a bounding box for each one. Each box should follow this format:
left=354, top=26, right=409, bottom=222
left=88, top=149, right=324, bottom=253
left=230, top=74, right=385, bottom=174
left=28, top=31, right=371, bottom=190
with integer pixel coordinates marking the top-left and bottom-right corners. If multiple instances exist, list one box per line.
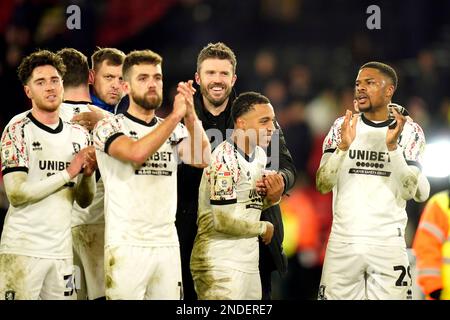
left=177, top=81, right=211, bottom=168
left=107, top=96, right=186, bottom=166
left=72, top=105, right=110, bottom=131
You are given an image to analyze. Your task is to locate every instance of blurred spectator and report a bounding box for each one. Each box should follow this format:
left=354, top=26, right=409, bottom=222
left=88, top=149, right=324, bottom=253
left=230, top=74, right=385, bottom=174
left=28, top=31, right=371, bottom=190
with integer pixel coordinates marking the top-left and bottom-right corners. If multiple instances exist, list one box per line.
left=263, top=78, right=289, bottom=112
left=287, top=64, right=314, bottom=103
left=281, top=101, right=312, bottom=174
left=252, top=49, right=279, bottom=93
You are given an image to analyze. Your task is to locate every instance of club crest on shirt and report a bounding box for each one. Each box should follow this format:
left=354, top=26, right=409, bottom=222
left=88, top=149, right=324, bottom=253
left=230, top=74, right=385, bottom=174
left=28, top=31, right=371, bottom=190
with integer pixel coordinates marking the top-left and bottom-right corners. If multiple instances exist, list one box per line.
left=72, top=142, right=81, bottom=154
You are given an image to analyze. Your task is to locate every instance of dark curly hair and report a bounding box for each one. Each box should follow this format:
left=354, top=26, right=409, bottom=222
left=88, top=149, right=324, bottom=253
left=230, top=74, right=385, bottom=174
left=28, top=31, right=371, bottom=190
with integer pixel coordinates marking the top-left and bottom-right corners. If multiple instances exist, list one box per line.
left=17, top=50, right=66, bottom=85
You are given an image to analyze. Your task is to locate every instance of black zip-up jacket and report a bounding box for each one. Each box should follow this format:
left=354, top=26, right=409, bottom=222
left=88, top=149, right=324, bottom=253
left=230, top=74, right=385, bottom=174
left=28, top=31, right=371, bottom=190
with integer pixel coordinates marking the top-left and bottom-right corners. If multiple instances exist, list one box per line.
left=176, top=91, right=296, bottom=276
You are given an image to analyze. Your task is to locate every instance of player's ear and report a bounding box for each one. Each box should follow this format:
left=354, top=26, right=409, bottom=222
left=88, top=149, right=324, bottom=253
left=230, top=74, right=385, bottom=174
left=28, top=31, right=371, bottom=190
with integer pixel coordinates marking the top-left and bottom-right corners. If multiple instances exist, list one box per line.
left=231, top=73, right=237, bottom=87
left=88, top=69, right=95, bottom=85
left=194, top=72, right=200, bottom=86
left=235, top=117, right=246, bottom=129
left=24, top=85, right=32, bottom=99
left=122, top=80, right=130, bottom=94
left=386, top=84, right=395, bottom=99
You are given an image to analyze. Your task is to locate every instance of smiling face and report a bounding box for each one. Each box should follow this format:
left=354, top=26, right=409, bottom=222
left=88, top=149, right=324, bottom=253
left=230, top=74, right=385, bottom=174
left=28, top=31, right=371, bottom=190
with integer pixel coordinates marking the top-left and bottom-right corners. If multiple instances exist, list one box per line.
left=195, top=58, right=237, bottom=109
left=354, top=67, right=395, bottom=113
left=24, top=65, right=63, bottom=112
left=237, top=103, right=276, bottom=148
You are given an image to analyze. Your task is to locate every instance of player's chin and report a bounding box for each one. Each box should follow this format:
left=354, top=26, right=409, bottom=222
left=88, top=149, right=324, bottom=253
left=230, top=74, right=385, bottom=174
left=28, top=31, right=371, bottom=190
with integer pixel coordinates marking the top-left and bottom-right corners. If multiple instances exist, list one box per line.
left=258, top=138, right=271, bottom=148
left=357, top=101, right=372, bottom=112
left=43, top=102, right=60, bottom=112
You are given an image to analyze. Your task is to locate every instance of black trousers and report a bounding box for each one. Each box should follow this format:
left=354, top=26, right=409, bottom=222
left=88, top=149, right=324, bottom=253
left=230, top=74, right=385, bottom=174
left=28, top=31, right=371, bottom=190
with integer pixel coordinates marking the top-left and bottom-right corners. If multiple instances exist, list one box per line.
left=259, top=241, right=276, bottom=300
left=175, top=208, right=198, bottom=300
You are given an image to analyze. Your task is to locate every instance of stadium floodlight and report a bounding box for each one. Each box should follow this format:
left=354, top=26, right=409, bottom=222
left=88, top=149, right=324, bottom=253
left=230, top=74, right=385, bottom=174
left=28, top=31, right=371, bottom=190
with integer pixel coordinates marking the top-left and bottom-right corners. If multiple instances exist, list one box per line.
left=422, top=139, right=450, bottom=178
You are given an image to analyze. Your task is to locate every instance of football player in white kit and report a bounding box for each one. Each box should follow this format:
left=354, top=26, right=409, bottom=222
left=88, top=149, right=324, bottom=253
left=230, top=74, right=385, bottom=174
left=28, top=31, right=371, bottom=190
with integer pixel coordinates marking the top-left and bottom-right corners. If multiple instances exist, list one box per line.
left=316, top=61, right=430, bottom=300
left=0, top=50, right=96, bottom=300
left=56, top=48, right=112, bottom=300
left=190, top=92, right=284, bottom=300
left=93, top=50, right=211, bottom=300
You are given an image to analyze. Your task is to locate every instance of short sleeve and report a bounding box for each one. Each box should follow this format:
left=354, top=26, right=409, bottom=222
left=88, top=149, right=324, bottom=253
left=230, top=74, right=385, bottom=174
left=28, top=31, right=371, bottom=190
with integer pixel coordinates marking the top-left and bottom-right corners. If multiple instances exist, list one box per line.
left=1, top=121, right=29, bottom=175
left=93, top=116, right=124, bottom=154
left=322, top=116, right=345, bottom=154
left=208, top=145, right=240, bottom=205
left=400, top=122, right=426, bottom=169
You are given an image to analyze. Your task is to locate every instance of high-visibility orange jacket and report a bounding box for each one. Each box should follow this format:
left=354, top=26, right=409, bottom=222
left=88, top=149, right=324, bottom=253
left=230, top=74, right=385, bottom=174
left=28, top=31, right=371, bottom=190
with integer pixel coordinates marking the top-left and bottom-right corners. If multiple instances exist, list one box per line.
left=412, top=190, right=450, bottom=300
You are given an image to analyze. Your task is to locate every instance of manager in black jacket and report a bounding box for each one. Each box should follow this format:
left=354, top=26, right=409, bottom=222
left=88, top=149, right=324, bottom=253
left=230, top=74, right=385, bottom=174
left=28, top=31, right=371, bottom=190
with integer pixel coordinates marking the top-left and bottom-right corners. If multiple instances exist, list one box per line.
left=176, top=42, right=296, bottom=300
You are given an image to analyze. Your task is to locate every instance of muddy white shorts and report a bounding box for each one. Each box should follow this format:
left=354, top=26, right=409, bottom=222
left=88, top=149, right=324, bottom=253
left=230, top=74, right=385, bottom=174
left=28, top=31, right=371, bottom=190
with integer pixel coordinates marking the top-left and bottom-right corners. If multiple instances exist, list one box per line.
left=192, top=268, right=261, bottom=300
left=104, top=245, right=182, bottom=300
left=72, top=223, right=105, bottom=300
left=0, top=254, right=76, bottom=300
left=319, top=241, right=412, bottom=300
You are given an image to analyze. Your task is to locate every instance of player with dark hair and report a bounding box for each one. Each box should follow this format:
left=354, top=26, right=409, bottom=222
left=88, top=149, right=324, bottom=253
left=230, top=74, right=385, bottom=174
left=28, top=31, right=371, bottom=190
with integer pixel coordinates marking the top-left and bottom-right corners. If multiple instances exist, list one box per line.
left=0, top=50, right=95, bottom=300
left=56, top=48, right=110, bottom=300
left=190, top=91, right=284, bottom=299
left=177, top=42, right=296, bottom=300
left=316, top=61, right=430, bottom=299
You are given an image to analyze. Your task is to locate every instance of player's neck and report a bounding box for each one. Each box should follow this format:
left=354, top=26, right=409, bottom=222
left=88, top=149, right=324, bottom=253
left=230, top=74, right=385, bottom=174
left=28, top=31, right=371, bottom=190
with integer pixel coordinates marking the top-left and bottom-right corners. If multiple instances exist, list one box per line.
left=232, top=132, right=255, bottom=156
left=63, top=85, right=91, bottom=103
left=203, top=96, right=228, bottom=116
left=363, top=104, right=390, bottom=122
left=128, top=102, right=155, bottom=123
left=31, top=105, right=60, bottom=125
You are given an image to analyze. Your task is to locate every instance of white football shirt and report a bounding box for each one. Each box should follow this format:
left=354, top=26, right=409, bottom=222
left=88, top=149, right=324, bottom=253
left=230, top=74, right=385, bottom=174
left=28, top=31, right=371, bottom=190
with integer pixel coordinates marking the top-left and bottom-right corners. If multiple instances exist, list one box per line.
left=93, top=112, right=187, bottom=248
left=190, top=140, right=267, bottom=273
left=60, top=101, right=111, bottom=226
left=322, top=113, right=426, bottom=247
left=0, top=112, right=90, bottom=258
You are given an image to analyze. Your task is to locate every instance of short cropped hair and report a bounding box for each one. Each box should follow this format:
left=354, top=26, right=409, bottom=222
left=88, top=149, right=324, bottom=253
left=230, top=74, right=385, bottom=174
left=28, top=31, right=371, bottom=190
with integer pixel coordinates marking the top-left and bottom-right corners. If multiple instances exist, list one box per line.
left=91, top=47, right=125, bottom=71
left=231, top=91, right=270, bottom=123
left=122, top=49, right=163, bottom=81
left=197, top=42, right=237, bottom=74
left=17, top=50, right=66, bottom=85
left=56, top=48, right=89, bottom=88
left=360, top=61, right=398, bottom=90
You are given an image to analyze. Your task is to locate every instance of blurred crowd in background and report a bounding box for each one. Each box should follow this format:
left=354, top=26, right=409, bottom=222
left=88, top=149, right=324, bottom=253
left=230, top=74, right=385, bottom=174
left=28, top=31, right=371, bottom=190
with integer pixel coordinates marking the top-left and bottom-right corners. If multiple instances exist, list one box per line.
left=0, top=0, right=449, bottom=299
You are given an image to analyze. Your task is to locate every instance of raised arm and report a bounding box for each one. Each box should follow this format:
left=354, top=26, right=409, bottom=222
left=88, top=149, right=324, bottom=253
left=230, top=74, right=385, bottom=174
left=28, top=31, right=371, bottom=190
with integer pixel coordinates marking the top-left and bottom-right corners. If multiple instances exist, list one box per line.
left=95, top=96, right=186, bottom=166
left=177, top=81, right=211, bottom=168
left=316, top=111, right=358, bottom=194
left=387, top=108, right=429, bottom=201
